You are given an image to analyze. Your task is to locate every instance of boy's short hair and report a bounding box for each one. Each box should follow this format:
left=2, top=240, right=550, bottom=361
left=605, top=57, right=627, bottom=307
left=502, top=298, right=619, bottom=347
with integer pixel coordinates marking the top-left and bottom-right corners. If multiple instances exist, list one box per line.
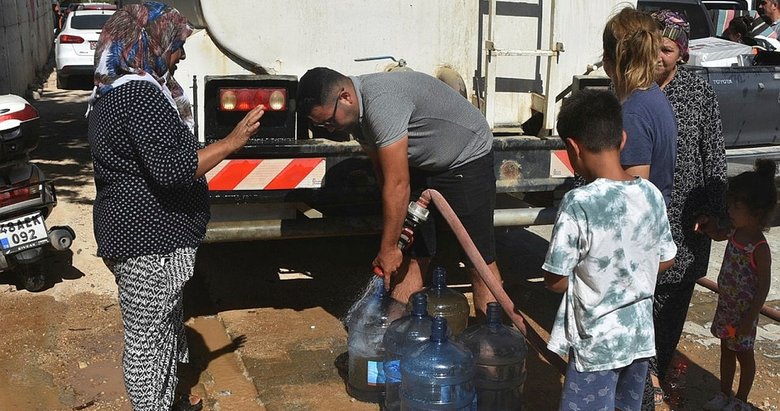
left=297, top=67, right=348, bottom=117
left=556, top=89, right=623, bottom=152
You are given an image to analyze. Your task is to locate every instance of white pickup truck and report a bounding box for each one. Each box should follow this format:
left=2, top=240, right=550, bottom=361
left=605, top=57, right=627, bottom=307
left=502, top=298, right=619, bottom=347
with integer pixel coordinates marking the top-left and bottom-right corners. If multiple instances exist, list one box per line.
left=639, top=0, right=780, bottom=176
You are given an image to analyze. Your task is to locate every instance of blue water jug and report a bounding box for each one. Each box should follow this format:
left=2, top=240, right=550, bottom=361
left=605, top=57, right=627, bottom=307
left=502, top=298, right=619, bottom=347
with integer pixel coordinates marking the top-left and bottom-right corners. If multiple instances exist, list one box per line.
left=409, top=266, right=470, bottom=337
left=400, top=317, right=476, bottom=410
left=385, top=293, right=453, bottom=411
left=458, top=302, right=528, bottom=410
left=346, top=276, right=405, bottom=403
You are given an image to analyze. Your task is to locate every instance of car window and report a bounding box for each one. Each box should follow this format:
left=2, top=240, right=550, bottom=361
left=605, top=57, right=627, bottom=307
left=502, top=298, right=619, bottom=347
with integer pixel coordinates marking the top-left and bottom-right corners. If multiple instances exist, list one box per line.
left=702, top=0, right=749, bottom=9
left=71, top=15, right=112, bottom=30
left=638, top=2, right=713, bottom=39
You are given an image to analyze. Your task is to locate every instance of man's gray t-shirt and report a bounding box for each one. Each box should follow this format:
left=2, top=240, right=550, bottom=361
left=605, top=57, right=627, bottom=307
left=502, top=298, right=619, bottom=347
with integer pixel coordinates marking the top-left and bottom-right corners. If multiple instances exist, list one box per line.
left=351, top=71, right=492, bottom=172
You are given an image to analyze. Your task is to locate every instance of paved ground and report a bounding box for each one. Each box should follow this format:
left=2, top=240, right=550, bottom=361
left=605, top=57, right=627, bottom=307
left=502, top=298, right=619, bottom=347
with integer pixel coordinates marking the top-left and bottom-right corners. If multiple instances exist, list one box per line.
left=0, top=72, right=777, bottom=410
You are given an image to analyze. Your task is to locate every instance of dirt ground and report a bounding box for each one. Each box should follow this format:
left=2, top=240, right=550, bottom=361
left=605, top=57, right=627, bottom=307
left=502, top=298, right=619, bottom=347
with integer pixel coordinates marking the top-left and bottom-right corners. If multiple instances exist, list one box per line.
left=0, top=72, right=777, bottom=410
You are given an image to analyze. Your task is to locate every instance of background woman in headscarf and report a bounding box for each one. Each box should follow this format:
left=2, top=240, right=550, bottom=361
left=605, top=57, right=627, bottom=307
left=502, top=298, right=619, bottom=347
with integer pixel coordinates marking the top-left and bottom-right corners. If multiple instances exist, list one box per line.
left=642, top=10, right=728, bottom=410
left=86, top=3, right=265, bottom=410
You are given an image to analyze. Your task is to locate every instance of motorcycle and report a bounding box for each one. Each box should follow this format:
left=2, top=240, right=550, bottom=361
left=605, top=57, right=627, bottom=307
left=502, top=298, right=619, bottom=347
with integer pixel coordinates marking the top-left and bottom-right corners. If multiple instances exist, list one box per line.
left=0, top=94, right=75, bottom=291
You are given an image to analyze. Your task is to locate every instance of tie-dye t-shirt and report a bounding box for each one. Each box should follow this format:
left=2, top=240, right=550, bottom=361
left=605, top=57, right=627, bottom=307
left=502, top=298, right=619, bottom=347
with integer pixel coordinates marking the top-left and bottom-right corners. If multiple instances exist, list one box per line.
left=543, top=177, right=677, bottom=372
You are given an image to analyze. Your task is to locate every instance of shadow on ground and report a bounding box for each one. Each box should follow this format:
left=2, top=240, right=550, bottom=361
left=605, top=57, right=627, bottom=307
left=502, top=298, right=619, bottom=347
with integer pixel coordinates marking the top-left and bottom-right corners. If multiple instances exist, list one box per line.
left=184, top=228, right=568, bottom=409
left=0, top=249, right=84, bottom=292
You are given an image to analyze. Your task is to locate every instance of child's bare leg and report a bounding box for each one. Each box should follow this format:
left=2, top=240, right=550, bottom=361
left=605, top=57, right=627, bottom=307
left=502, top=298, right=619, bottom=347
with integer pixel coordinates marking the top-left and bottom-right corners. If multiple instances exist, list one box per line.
left=735, top=349, right=756, bottom=402
left=720, top=342, right=737, bottom=395
left=650, top=372, right=662, bottom=394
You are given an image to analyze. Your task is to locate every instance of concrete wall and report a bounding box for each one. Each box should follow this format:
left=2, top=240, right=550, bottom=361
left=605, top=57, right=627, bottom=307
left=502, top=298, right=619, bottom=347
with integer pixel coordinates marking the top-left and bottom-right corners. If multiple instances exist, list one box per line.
left=0, top=0, right=55, bottom=95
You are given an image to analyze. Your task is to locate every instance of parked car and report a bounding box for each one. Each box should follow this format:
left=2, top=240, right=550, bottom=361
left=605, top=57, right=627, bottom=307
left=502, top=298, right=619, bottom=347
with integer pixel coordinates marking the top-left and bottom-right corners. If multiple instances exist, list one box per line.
left=54, top=9, right=114, bottom=89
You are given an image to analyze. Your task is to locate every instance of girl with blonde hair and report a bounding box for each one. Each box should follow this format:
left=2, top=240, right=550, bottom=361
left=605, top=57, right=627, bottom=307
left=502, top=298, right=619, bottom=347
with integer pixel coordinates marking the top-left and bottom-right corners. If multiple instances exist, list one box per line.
left=601, top=7, right=679, bottom=409
left=602, top=7, right=677, bottom=205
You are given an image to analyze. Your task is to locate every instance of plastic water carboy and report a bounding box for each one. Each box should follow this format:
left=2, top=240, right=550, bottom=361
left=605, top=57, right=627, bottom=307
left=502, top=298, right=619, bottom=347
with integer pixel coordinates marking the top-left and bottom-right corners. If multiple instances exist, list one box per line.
left=410, top=266, right=470, bottom=336
left=384, top=293, right=454, bottom=411
left=347, top=275, right=405, bottom=403
left=458, top=302, right=528, bottom=410
left=400, top=317, right=476, bottom=410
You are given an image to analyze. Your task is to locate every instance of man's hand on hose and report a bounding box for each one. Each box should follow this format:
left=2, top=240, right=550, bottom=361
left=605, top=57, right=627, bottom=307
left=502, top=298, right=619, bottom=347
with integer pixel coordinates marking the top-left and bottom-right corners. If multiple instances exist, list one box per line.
left=373, top=246, right=403, bottom=291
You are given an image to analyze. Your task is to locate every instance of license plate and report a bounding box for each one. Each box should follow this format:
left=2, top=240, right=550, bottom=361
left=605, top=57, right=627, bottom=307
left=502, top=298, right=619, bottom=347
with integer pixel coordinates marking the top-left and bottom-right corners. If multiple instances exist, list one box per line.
left=89, top=41, right=97, bottom=50
left=0, top=212, right=49, bottom=254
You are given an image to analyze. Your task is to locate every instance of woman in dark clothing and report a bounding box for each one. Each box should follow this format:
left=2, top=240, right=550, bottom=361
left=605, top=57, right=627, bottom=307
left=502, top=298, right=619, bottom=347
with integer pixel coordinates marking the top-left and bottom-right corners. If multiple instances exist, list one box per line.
left=87, top=3, right=265, bottom=410
left=641, top=10, right=729, bottom=410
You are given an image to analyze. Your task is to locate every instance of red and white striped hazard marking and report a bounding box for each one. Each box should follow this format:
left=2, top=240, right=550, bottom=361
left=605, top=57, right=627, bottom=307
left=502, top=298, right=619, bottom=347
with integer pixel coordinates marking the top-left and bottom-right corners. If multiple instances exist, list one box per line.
left=549, top=150, right=574, bottom=178
left=206, top=158, right=326, bottom=190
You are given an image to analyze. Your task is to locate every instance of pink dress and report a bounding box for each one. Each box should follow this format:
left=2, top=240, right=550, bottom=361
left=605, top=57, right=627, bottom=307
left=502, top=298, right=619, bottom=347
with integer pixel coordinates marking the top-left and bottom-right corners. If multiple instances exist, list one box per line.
left=710, top=236, right=766, bottom=351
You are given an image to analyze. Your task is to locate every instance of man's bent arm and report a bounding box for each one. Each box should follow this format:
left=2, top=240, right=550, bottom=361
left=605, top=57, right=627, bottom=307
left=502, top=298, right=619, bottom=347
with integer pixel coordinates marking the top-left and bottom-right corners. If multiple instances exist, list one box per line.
left=373, top=137, right=410, bottom=284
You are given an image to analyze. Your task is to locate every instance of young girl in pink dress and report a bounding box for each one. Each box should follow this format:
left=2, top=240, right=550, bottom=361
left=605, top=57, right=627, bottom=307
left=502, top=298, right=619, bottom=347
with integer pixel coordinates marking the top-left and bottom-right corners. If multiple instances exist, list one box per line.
left=698, top=159, right=776, bottom=411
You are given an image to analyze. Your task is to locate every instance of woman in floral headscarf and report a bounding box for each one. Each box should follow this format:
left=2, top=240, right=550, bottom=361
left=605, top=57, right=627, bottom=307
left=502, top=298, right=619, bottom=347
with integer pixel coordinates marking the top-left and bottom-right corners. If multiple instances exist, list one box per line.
left=641, top=10, right=728, bottom=410
left=87, top=3, right=265, bottom=410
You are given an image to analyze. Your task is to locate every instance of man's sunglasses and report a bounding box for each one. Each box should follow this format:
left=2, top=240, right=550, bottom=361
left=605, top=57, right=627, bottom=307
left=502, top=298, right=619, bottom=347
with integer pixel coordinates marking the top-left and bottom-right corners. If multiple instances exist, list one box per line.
left=311, top=88, right=343, bottom=129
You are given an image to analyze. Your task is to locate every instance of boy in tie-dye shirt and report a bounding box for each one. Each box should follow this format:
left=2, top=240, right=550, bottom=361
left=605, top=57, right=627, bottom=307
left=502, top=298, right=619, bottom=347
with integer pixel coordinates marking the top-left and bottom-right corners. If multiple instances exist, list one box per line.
left=543, top=90, right=677, bottom=411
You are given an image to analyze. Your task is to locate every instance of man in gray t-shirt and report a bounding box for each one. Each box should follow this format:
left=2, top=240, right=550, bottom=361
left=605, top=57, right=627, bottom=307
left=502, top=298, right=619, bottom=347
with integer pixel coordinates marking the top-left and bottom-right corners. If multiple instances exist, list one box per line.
left=298, top=67, right=501, bottom=316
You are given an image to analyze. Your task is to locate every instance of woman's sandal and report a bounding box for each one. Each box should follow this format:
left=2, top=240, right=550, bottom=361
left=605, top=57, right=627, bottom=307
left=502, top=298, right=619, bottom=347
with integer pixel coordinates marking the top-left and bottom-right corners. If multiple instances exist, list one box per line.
left=653, top=386, right=665, bottom=405
left=172, top=394, right=203, bottom=411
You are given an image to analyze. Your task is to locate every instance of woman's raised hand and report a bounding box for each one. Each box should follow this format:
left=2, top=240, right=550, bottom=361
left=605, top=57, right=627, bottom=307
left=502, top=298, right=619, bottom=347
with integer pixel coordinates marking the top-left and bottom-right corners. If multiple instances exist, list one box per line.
left=226, top=104, right=265, bottom=152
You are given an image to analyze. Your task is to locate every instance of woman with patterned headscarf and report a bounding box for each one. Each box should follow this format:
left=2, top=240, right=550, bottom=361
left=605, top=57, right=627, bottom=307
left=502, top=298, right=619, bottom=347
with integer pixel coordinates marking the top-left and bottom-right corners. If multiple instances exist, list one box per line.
left=642, top=9, right=728, bottom=410
left=86, top=3, right=265, bottom=410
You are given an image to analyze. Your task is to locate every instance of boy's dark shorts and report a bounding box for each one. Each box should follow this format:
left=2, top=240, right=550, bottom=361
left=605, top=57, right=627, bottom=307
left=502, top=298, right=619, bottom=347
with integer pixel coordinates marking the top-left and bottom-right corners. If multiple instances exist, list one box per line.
left=409, top=151, right=496, bottom=266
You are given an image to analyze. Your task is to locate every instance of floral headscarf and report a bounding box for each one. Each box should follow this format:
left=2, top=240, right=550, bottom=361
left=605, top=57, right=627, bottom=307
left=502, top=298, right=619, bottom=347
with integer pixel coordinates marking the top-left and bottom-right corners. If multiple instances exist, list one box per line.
left=87, top=2, right=194, bottom=130
left=652, top=10, right=691, bottom=63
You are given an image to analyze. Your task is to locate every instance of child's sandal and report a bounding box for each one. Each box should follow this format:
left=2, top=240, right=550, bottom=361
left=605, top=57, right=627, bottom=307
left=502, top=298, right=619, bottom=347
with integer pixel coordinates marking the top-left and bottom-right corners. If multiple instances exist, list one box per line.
left=653, top=386, right=664, bottom=405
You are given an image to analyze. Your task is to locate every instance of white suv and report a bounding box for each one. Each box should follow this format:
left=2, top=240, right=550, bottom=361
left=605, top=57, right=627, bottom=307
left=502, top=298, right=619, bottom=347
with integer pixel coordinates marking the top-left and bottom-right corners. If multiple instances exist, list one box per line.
left=54, top=9, right=114, bottom=89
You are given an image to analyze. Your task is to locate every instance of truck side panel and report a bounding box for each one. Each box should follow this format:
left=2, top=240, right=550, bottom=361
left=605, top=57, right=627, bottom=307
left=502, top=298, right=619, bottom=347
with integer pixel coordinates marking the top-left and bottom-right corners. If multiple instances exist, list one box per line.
left=696, top=66, right=780, bottom=147
left=170, top=0, right=635, bottom=129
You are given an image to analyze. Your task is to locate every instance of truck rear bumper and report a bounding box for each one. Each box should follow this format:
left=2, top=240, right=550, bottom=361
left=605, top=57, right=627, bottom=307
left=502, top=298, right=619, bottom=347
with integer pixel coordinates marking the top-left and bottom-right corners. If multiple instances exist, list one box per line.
left=203, top=136, right=572, bottom=241
left=204, top=206, right=559, bottom=243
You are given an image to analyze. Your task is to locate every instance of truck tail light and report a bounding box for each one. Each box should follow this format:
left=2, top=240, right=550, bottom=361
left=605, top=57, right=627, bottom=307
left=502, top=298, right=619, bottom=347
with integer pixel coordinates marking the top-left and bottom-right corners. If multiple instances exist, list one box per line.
left=59, top=34, right=85, bottom=44
left=218, top=88, right=287, bottom=112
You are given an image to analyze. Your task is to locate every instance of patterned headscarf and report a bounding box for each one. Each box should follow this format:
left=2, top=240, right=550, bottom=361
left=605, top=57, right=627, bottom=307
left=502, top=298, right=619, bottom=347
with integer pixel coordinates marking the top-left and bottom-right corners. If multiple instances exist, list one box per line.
left=87, top=2, right=194, bottom=130
left=652, top=10, right=691, bottom=63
